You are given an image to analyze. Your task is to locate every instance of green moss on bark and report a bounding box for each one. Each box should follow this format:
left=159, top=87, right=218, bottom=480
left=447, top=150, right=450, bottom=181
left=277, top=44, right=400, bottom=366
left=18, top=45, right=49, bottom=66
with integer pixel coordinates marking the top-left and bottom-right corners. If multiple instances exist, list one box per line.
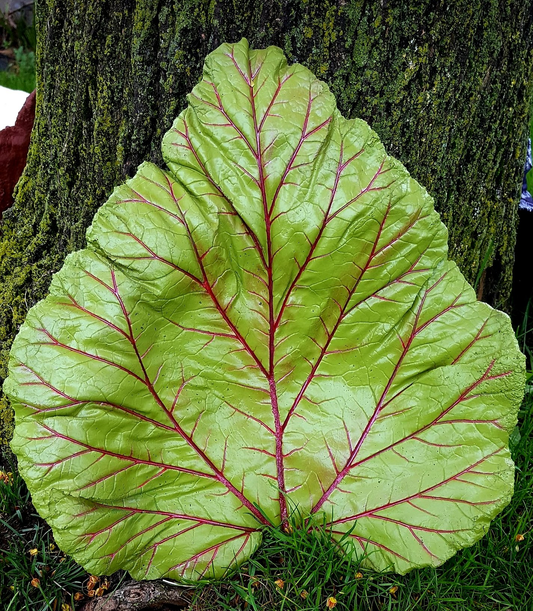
left=1, top=0, right=532, bottom=443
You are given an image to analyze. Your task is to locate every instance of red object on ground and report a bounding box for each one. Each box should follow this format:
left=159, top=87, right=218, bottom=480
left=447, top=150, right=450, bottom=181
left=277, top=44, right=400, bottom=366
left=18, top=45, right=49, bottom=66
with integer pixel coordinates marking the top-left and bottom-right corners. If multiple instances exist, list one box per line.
left=0, top=89, right=36, bottom=218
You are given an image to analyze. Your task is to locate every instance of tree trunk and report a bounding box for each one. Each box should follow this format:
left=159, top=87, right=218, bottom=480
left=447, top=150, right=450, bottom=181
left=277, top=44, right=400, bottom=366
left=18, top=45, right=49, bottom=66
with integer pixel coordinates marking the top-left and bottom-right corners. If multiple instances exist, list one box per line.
left=1, top=0, right=532, bottom=442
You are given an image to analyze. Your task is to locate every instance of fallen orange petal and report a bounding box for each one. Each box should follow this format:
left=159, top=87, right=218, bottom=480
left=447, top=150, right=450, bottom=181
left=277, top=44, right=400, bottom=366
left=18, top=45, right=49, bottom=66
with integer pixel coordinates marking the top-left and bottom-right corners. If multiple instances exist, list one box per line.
left=87, top=575, right=99, bottom=590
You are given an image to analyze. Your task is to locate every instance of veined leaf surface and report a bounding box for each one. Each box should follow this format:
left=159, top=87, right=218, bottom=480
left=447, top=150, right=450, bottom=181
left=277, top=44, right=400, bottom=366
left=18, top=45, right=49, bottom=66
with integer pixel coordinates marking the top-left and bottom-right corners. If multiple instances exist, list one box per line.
left=4, top=39, right=525, bottom=580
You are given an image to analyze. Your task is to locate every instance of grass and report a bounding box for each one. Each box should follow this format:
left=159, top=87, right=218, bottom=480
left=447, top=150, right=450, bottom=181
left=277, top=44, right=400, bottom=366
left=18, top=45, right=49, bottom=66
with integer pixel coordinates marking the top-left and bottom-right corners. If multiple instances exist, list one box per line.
left=0, top=47, right=35, bottom=93
left=0, top=461, right=88, bottom=610
left=0, top=524, right=87, bottom=611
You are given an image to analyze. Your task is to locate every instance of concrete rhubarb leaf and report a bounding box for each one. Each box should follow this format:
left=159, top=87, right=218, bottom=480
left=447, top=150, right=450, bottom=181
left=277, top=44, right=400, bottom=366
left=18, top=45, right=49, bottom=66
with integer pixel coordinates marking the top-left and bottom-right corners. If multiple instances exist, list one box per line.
left=4, top=39, right=525, bottom=580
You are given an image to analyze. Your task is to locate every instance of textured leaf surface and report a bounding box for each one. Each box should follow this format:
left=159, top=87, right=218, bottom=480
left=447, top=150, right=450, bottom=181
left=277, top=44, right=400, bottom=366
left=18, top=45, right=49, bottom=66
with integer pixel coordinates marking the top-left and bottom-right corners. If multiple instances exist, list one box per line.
left=4, top=39, right=525, bottom=580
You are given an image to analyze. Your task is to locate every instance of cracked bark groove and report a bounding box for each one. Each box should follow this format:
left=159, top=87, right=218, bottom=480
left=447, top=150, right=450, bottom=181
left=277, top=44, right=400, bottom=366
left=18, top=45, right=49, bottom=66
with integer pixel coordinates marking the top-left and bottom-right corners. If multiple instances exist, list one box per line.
left=4, top=40, right=525, bottom=580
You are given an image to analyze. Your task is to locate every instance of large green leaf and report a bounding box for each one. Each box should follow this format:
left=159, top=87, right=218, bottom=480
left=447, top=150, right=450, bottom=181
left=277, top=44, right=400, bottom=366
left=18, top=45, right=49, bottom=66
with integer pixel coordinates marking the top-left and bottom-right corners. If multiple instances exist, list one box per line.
left=4, top=39, right=525, bottom=580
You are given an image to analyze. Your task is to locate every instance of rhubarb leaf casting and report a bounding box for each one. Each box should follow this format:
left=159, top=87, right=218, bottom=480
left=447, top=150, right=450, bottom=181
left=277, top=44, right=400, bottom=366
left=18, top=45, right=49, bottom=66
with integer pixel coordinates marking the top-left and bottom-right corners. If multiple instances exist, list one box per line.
left=4, top=39, right=525, bottom=580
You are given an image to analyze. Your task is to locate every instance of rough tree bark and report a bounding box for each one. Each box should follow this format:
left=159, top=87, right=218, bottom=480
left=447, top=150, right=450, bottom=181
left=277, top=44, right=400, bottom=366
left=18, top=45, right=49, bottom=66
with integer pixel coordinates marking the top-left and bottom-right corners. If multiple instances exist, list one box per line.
left=0, top=0, right=532, bottom=441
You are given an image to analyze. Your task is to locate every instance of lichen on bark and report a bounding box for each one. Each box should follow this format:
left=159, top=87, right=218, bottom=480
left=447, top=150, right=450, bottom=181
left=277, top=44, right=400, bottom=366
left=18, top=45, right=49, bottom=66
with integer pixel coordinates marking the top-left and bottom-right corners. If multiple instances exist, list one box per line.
left=0, top=0, right=532, bottom=443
